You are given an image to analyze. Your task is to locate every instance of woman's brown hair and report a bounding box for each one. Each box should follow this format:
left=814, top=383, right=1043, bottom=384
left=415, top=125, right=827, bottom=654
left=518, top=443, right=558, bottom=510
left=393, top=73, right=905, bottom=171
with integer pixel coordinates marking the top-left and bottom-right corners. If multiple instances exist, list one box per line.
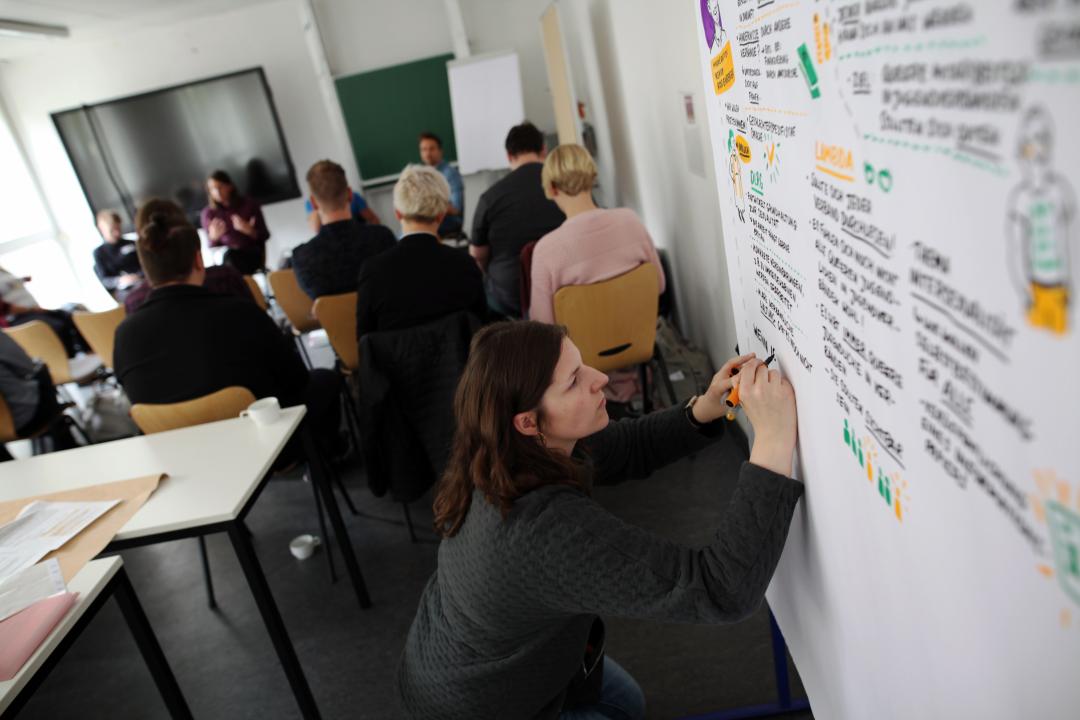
left=206, top=169, right=235, bottom=209
left=135, top=209, right=200, bottom=287
left=433, top=321, right=589, bottom=537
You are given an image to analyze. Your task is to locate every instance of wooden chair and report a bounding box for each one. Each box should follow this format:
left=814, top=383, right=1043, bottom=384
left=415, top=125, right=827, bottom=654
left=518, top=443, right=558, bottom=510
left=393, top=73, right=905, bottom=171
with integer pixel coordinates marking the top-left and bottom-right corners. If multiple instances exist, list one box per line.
left=130, top=386, right=344, bottom=603
left=243, top=275, right=270, bottom=312
left=267, top=269, right=319, bottom=366
left=0, top=395, right=17, bottom=444
left=130, top=386, right=256, bottom=435
left=129, top=386, right=256, bottom=609
left=312, top=292, right=359, bottom=373
left=312, top=292, right=365, bottom=498
left=4, top=321, right=103, bottom=386
left=72, top=306, right=125, bottom=370
left=553, top=263, right=677, bottom=412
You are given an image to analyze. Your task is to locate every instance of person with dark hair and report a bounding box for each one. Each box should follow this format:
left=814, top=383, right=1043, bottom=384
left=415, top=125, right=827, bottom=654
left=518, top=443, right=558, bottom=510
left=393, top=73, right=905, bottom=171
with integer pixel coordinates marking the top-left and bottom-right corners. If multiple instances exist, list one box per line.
left=92, top=209, right=142, bottom=299
left=397, top=322, right=802, bottom=719
left=199, top=169, right=270, bottom=274
left=122, top=198, right=254, bottom=313
left=113, top=208, right=342, bottom=461
left=418, top=132, right=465, bottom=237
left=470, top=121, right=565, bottom=317
left=292, top=160, right=395, bottom=299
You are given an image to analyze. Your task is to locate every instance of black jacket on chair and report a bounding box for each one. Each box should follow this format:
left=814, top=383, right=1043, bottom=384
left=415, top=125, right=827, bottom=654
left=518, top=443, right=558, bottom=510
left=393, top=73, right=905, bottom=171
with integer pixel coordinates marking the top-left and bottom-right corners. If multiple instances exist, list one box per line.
left=357, top=311, right=481, bottom=502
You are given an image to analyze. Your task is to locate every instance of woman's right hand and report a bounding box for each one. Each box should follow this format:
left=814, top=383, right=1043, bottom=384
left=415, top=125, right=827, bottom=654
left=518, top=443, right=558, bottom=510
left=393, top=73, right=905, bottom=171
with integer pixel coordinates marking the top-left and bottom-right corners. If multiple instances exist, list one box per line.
left=736, top=359, right=797, bottom=477
left=208, top=217, right=227, bottom=242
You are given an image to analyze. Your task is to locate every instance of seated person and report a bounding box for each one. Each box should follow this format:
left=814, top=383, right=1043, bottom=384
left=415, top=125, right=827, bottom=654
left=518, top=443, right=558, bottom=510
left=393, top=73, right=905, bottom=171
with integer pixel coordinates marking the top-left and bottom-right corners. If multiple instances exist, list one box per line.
left=529, top=144, right=666, bottom=323
left=418, top=132, right=464, bottom=237
left=470, top=122, right=565, bottom=317
left=292, top=160, right=395, bottom=299
left=113, top=211, right=341, bottom=459
left=0, top=331, right=77, bottom=460
left=356, top=165, right=485, bottom=338
left=305, top=189, right=380, bottom=233
left=122, top=199, right=256, bottom=313
left=0, top=268, right=87, bottom=357
left=93, top=209, right=142, bottom=299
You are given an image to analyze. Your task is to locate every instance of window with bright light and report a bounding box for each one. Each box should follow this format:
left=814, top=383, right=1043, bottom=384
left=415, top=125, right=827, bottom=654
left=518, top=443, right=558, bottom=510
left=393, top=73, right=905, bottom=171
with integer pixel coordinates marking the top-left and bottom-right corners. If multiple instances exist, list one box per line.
left=0, top=111, right=51, bottom=244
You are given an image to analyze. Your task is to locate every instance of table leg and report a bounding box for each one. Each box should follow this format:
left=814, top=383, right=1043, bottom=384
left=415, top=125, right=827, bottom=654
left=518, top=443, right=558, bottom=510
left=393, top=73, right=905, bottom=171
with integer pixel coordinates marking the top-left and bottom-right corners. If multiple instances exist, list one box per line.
left=112, top=567, right=193, bottom=720
left=303, top=429, right=372, bottom=609
left=227, top=520, right=321, bottom=720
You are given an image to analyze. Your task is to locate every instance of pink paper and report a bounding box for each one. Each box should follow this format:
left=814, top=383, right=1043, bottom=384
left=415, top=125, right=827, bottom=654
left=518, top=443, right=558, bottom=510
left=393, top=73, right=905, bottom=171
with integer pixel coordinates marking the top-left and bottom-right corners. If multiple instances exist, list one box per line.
left=0, top=591, right=78, bottom=680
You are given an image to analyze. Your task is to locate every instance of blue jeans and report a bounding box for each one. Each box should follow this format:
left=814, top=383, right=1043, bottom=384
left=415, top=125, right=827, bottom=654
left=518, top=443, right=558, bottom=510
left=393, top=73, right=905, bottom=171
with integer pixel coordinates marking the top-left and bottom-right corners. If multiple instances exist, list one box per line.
left=560, top=657, right=646, bottom=720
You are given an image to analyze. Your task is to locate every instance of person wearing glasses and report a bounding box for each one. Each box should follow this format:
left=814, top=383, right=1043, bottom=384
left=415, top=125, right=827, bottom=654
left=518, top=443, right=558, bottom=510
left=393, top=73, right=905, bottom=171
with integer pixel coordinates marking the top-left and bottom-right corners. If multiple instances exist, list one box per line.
left=397, top=321, right=803, bottom=720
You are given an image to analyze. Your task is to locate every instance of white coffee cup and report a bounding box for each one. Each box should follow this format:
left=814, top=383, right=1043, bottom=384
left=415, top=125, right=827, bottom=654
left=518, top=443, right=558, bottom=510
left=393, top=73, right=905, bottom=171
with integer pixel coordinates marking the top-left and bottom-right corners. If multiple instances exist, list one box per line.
left=289, top=534, right=321, bottom=560
left=240, top=396, right=281, bottom=426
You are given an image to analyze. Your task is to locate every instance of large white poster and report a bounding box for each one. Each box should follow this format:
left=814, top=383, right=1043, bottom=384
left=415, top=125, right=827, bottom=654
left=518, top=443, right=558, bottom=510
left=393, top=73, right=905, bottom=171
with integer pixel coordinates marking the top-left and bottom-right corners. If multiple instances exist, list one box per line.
left=694, top=1, right=1079, bottom=718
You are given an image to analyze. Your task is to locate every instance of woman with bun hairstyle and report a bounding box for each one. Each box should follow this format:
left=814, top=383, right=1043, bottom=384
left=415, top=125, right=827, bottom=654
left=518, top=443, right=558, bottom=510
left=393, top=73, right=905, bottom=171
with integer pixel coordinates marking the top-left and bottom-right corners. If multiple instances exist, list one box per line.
left=398, top=321, right=803, bottom=720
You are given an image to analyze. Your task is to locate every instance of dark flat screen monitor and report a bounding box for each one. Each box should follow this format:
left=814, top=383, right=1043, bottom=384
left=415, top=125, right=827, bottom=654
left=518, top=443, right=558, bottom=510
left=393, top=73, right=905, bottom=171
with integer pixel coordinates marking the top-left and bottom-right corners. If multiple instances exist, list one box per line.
left=53, top=68, right=299, bottom=232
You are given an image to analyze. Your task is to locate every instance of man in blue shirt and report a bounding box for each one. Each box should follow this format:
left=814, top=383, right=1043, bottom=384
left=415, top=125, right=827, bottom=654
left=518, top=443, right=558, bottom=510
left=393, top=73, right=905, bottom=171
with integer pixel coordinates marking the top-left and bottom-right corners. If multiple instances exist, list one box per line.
left=419, top=132, right=464, bottom=237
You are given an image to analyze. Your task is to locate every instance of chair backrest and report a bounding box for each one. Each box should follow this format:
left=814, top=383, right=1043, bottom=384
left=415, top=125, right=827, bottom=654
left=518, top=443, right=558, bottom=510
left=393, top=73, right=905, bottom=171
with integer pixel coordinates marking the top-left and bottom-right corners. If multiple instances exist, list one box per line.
left=130, top=386, right=257, bottom=435
left=267, top=270, right=319, bottom=333
left=72, top=305, right=126, bottom=370
left=313, top=292, right=359, bottom=372
left=243, top=275, right=270, bottom=312
left=4, top=321, right=72, bottom=385
left=0, top=394, right=18, bottom=443
left=553, top=263, right=660, bottom=373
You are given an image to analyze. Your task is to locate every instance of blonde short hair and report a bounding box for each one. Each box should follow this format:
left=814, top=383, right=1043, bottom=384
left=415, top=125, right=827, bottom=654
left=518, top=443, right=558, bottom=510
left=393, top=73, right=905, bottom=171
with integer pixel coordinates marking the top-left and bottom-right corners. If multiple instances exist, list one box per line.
left=542, top=144, right=597, bottom=199
left=394, top=164, right=450, bottom=222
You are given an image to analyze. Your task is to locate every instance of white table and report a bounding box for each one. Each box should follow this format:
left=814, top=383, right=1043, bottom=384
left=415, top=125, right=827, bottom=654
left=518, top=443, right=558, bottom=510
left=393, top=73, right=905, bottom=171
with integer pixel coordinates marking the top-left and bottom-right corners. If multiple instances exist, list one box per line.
left=0, top=407, right=370, bottom=720
left=0, top=557, right=190, bottom=719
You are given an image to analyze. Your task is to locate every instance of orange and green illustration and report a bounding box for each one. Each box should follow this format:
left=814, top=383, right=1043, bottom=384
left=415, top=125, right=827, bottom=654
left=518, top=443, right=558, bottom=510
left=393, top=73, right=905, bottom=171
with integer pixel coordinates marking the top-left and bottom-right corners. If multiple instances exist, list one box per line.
left=1030, top=470, right=1080, bottom=626
left=843, top=419, right=906, bottom=522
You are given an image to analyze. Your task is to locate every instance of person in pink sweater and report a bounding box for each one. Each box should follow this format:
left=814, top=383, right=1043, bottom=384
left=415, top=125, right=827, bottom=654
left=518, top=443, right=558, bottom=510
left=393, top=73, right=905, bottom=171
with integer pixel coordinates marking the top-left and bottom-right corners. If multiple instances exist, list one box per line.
left=528, top=144, right=666, bottom=323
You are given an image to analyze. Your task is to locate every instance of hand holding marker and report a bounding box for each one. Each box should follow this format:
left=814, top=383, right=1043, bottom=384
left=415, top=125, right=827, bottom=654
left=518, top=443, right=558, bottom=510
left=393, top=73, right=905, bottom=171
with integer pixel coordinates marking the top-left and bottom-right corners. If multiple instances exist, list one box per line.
left=725, top=353, right=776, bottom=421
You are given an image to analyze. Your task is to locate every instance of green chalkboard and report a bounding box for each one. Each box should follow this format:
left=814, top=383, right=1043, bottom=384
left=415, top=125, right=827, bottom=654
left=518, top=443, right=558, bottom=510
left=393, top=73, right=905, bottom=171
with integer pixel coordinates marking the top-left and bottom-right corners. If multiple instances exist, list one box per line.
left=335, top=54, right=457, bottom=182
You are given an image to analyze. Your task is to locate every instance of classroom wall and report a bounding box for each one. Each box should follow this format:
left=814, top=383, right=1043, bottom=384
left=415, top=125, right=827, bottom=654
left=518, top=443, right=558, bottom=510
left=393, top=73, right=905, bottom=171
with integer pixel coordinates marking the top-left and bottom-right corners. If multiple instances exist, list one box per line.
left=0, top=0, right=555, bottom=299
left=0, top=0, right=350, bottom=307
left=314, top=0, right=557, bottom=238
left=559, top=0, right=741, bottom=374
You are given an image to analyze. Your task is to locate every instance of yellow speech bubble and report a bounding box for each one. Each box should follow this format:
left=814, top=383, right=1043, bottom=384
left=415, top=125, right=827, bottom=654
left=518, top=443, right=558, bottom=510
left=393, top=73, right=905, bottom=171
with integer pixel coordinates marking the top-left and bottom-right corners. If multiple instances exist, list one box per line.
left=711, top=42, right=736, bottom=95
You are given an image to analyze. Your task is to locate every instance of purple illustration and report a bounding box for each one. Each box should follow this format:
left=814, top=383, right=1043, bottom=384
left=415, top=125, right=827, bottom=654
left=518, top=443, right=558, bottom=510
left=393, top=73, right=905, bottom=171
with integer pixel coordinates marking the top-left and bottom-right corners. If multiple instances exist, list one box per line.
left=701, top=0, right=728, bottom=54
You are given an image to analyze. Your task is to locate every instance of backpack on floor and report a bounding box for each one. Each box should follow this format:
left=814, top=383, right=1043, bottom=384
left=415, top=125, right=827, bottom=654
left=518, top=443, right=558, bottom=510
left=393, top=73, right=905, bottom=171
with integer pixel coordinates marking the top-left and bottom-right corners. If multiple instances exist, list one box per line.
left=654, top=317, right=716, bottom=405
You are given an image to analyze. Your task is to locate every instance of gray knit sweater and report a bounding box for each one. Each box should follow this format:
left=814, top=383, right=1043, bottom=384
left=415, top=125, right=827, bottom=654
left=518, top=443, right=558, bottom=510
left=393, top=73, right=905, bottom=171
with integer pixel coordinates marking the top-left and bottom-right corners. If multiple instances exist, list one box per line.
left=397, top=405, right=804, bottom=719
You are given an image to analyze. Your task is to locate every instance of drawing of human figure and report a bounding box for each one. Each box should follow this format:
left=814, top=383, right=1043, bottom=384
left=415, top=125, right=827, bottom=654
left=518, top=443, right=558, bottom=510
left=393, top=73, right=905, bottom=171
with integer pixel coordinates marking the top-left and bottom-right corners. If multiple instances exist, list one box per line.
left=701, top=0, right=728, bottom=54
left=729, top=149, right=746, bottom=223
left=1007, top=106, right=1076, bottom=335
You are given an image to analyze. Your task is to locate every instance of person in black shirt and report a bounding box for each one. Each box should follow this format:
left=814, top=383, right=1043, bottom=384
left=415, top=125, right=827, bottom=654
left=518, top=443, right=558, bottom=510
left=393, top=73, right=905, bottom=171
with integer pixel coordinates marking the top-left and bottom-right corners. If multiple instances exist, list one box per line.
left=93, top=210, right=142, bottom=299
left=292, top=160, right=395, bottom=299
left=114, top=203, right=341, bottom=461
left=470, top=122, right=566, bottom=317
left=356, top=165, right=485, bottom=338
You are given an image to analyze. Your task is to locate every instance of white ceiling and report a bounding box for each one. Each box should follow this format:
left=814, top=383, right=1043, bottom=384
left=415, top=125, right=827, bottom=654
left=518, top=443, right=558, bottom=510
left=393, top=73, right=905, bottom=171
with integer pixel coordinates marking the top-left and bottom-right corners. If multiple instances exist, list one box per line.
left=0, top=0, right=277, bottom=60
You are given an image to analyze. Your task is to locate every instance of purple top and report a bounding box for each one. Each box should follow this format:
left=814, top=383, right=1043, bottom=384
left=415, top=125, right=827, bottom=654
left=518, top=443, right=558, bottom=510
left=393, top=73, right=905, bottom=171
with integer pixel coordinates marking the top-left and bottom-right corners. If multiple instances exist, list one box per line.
left=200, top=195, right=270, bottom=251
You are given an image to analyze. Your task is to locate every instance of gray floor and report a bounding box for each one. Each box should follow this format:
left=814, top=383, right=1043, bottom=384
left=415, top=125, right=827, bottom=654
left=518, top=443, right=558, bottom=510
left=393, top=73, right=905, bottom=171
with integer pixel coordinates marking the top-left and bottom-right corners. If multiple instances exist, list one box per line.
left=16, top=432, right=811, bottom=719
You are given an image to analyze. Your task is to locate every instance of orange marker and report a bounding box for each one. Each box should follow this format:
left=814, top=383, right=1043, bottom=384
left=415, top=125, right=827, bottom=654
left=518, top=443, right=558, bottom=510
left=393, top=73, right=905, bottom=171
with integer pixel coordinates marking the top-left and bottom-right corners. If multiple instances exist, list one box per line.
left=725, top=353, right=774, bottom=419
